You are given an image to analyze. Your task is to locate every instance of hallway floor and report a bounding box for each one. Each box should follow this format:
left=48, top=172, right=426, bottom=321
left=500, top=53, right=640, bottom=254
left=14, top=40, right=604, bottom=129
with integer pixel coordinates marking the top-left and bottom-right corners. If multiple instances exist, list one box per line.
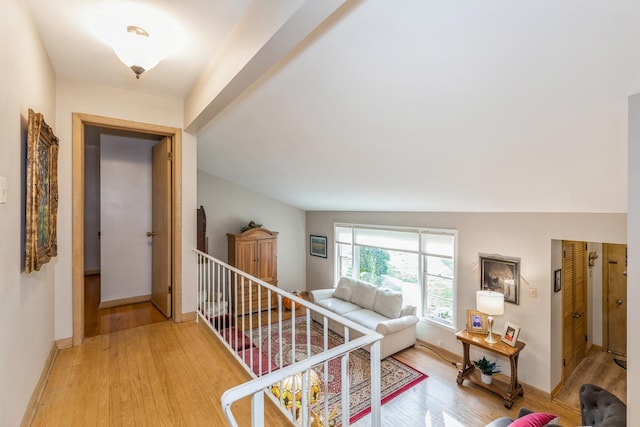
left=84, top=274, right=167, bottom=337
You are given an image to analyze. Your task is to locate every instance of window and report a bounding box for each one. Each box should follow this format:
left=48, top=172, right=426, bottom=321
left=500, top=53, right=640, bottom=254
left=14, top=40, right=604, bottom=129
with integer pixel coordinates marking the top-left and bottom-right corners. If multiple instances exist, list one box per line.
left=335, top=223, right=457, bottom=328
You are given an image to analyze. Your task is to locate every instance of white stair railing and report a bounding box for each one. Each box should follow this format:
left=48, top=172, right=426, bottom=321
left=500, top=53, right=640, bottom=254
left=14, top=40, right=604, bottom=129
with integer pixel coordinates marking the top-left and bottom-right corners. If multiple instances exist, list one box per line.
left=193, top=249, right=383, bottom=427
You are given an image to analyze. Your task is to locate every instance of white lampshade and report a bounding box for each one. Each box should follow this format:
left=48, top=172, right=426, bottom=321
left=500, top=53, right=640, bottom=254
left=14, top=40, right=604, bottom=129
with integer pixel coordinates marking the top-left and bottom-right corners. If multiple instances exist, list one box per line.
left=476, top=290, right=504, bottom=316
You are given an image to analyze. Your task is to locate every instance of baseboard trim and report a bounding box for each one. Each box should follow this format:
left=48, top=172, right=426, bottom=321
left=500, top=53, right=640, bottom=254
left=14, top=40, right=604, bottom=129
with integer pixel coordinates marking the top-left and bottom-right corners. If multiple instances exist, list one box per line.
left=20, top=342, right=58, bottom=427
left=181, top=311, right=197, bottom=322
left=416, top=339, right=462, bottom=366
left=551, top=381, right=564, bottom=398
left=418, top=338, right=554, bottom=401
left=56, top=337, right=73, bottom=349
left=588, top=344, right=603, bottom=355
left=98, top=294, right=151, bottom=309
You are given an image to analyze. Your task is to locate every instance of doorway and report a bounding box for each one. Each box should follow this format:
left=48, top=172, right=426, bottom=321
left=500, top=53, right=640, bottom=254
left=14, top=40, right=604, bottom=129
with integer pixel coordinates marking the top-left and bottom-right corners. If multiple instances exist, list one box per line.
left=72, top=113, right=183, bottom=346
left=562, top=240, right=588, bottom=381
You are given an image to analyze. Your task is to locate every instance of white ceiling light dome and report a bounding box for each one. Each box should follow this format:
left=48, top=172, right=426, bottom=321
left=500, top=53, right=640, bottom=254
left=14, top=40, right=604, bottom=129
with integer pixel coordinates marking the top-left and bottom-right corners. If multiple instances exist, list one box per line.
left=89, top=2, right=185, bottom=79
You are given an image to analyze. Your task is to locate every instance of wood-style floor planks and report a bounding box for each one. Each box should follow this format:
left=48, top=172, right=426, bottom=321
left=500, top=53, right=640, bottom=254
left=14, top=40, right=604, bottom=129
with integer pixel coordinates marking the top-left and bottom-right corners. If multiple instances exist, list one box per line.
left=33, top=307, right=625, bottom=427
left=84, top=274, right=168, bottom=338
left=554, top=349, right=626, bottom=407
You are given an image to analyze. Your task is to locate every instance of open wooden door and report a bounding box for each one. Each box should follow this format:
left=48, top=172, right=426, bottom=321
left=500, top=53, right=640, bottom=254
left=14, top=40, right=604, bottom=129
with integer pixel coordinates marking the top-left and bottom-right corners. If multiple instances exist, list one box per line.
left=150, top=137, right=172, bottom=317
left=604, top=244, right=627, bottom=356
left=562, top=241, right=587, bottom=380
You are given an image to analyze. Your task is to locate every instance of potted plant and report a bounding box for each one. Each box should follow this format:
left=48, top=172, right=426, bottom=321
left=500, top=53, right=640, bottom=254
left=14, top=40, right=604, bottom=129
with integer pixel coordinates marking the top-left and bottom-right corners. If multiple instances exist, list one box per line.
left=473, top=355, right=501, bottom=385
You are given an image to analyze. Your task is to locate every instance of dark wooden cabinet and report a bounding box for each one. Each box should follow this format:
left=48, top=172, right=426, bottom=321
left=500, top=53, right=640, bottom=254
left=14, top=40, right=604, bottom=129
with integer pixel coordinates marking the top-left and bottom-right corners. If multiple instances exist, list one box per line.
left=227, top=228, right=278, bottom=314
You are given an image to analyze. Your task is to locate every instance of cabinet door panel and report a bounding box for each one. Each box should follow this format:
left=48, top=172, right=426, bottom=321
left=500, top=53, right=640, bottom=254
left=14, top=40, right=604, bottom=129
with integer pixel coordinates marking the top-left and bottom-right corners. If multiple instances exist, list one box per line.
left=257, top=239, right=277, bottom=283
left=236, top=241, right=257, bottom=276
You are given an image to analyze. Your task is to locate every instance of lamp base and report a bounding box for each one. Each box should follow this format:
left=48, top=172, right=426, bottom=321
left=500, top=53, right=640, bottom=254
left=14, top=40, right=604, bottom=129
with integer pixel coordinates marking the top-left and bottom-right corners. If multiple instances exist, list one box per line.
left=484, top=316, right=497, bottom=343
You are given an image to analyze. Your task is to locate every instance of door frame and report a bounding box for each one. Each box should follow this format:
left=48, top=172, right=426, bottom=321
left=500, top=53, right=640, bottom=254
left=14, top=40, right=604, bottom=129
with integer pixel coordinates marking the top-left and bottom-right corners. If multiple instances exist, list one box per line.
left=72, top=112, right=183, bottom=346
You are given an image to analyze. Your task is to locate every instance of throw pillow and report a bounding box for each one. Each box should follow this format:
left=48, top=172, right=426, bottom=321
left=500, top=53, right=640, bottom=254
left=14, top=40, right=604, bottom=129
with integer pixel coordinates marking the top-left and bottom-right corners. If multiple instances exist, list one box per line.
left=333, top=277, right=355, bottom=301
left=350, top=280, right=378, bottom=310
left=373, top=288, right=403, bottom=319
left=508, top=412, right=558, bottom=427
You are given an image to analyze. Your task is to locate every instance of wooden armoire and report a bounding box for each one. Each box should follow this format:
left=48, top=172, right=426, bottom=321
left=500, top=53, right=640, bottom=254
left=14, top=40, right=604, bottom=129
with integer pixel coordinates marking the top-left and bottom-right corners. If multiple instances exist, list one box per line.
left=227, top=227, right=278, bottom=314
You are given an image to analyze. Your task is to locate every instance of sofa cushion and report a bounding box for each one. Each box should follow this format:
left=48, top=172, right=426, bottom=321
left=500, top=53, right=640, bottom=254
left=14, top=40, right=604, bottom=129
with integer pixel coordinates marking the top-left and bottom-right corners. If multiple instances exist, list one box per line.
left=508, top=413, right=558, bottom=427
left=373, top=288, right=403, bottom=319
left=350, top=281, right=378, bottom=310
left=314, top=297, right=362, bottom=316
left=334, top=277, right=355, bottom=301
left=343, top=309, right=389, bottom=332
left=401, top=305, right=417, bottom=316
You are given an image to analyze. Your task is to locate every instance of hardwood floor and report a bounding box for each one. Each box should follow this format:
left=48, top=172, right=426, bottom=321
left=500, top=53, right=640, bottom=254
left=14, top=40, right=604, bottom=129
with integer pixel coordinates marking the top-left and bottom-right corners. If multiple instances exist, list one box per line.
left=32, top=320, right=288, bottom=426
left=84, top=274, right=168, bottom=337
left=353, top=342, right=582, bottom=427
left=33, top=314, right=590, bottom=427
left=554, top=349, right=627, bottom=407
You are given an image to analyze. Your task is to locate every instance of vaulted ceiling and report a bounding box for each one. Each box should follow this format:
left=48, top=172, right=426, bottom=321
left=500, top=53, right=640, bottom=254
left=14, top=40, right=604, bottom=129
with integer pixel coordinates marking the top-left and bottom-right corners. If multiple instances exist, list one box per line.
left=26, top=0, right=639, bottom=212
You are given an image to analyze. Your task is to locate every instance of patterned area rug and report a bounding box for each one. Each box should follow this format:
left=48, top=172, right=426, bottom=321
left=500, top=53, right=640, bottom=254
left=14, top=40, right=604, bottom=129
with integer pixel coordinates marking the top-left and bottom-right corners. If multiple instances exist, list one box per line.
left=250, top=317, right=427, bottom=425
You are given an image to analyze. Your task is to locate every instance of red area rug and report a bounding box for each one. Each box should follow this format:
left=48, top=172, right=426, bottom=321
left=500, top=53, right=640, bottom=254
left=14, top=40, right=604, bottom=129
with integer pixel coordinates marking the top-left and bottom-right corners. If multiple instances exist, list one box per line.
left=250, top=316, right=427, bottom=425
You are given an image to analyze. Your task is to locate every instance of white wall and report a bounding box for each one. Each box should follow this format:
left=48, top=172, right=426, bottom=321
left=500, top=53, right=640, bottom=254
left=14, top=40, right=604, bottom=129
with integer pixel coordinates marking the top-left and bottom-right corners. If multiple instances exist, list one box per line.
left=197, top=170, right=306, bottom=291
left=306, top=211, right=626, bottom=393
left=627, top=93, right=640, bottom=426
left=54, top=79, right=197, bottom=339
left=100, top=135, right=155, bottom=303
left=0, top=1, right=57, bottom=425
left=84, top=144, right=100, bottom=272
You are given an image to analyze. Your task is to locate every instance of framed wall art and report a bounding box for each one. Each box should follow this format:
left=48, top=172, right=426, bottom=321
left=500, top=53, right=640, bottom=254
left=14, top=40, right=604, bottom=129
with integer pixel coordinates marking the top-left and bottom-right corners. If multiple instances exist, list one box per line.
left=310, top=235, right=327, bottom=258
left=466, top=309, right=488, bottom=334
left=554, top=268, right=562, bottom=293
left=501, top=321, right=521, bottom=347
left=480, top=254, right=521, bottom=305
left=25, top=109, right=59, bottom=273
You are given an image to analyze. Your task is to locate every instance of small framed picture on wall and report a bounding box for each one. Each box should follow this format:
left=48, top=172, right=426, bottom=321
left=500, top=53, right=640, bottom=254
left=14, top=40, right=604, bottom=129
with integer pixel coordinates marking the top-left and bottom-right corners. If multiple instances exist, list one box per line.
left=554, top=269, right=562, bottom=293
left=310, top=235, right=327, bottom=258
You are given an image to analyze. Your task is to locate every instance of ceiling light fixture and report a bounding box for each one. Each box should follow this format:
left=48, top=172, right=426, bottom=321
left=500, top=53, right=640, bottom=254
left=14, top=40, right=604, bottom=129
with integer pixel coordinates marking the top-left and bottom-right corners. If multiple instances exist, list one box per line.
left=88, top=2, right=186, bottom=80
left=112, top=25, right=161, bottom=79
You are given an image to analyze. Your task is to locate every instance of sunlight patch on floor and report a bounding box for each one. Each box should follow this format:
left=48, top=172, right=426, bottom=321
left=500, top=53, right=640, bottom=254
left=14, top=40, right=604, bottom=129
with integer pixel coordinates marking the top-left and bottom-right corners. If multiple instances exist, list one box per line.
left=424, top=410, right=467, bottom=427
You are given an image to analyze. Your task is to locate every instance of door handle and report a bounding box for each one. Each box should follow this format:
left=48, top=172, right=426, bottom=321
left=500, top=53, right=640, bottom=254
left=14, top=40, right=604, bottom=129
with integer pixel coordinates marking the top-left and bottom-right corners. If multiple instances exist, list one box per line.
left=616, top=299, right=623, bottom=306
left=147, top=231, right=157, bottom=237
left=572, top=312, right=583, bottom=319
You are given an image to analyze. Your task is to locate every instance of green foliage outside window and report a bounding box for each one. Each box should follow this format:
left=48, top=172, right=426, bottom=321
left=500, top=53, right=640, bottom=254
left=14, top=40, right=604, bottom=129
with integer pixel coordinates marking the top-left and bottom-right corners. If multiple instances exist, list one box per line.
left=359, top=247, right=389, bottom=285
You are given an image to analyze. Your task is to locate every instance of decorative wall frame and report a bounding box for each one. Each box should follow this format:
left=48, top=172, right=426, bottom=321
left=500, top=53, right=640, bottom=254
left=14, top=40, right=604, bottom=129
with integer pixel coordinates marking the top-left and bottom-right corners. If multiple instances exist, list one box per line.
left=25, top=109, right=59, bottom=273
left=480, top=254, right=520, bottom=304
left=310, top=235, right=327, bottom=258
left=466, top=309, right=488, bottom=334
left=501, top=321, right=521, bottom=347
left=554, top=268, right=562, bottom=293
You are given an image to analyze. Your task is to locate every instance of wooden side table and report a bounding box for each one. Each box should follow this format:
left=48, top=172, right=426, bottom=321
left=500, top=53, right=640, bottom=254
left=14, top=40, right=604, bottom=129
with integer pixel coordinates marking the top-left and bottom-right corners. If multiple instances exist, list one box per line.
left=455, top=329, right=526, bottom=408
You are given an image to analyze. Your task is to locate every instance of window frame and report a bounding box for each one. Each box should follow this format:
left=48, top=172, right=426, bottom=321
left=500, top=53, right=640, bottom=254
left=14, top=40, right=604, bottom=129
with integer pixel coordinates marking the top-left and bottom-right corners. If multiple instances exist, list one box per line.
left=334, top=223, right=458, bottom=330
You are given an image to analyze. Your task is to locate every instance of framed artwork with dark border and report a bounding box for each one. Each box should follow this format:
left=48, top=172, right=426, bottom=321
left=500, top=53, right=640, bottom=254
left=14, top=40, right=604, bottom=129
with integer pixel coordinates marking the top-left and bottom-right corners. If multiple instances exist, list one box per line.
left=25, top=109, right=59, bottom=273
left=554, top=268, right=562, bottom=293
left=501, top=321, right=521, bottom=347
left=310, top=235, right=327, bottom=258
left=480, top=254, right=521, bottom=305
left=466, top=309, right=488, bottom=334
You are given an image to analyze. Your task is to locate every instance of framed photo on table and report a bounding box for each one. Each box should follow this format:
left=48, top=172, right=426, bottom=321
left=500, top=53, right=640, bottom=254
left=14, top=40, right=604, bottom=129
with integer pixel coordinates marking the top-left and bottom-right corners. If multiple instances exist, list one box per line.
left=466, top=310, right=488, bottom=334
left=501, top=321, right=521, bottom=347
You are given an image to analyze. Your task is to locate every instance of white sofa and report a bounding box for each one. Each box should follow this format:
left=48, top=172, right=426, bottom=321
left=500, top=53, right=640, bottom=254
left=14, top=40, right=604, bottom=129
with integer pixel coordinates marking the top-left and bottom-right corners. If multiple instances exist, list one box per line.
left=310, top=277, right=419, bottom=359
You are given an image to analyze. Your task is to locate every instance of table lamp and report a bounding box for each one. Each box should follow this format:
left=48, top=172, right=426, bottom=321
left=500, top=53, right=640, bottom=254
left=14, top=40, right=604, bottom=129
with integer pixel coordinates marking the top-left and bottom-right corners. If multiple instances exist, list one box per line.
left=271, top=370, right=322, bottom=419
left=476, top=290, right=504, bottom=343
